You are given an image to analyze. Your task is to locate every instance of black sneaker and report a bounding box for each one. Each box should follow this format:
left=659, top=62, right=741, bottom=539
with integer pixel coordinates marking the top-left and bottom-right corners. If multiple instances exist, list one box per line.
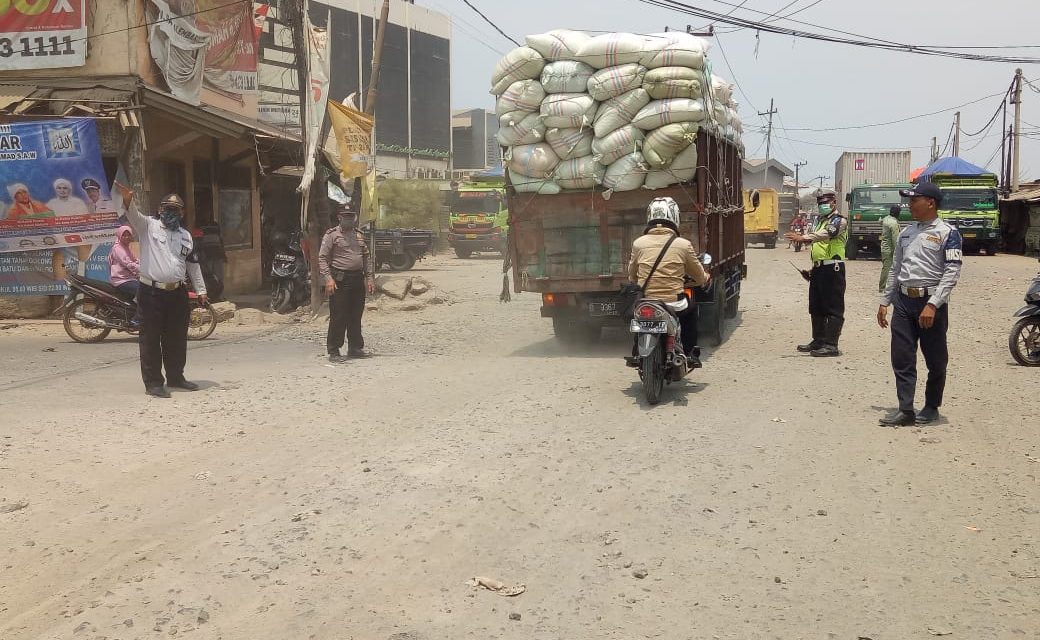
left=797, top=341, right=822, bottom=353
left=347, top=348, right=369, bottom=358
left=168, top=379, right=199, bottom=391
left=146, top=386, right=171, bottom=399
left=810, top=345, right=841, bottom=357
left=879, top=410, right=915, bottom=426
left=329, top=354, right=348, bottom=364
left=915, top=406, right=940, bottom=424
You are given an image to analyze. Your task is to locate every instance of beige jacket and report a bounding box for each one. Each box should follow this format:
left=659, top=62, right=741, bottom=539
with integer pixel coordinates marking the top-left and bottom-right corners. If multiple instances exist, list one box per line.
left=628, top=226, right=709, bottom=300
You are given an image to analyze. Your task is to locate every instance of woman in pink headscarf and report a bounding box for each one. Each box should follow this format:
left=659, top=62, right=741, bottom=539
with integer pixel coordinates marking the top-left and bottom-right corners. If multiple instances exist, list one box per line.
left=108, top=225, right=142, bottom=326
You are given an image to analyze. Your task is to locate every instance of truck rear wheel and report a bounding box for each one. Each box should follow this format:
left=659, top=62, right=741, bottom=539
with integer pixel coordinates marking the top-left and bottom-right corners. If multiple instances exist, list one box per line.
left=699, top=283, right=726, bottom=347
left=387, top=251, right=416, bottom=271
left=455, top=248, right=472, bottom=259
left=846, top=241, right=858, bottom=260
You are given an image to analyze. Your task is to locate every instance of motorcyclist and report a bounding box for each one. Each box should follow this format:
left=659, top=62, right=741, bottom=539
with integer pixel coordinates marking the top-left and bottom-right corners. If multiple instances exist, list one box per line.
left=629, top=197, right=711, bottom=367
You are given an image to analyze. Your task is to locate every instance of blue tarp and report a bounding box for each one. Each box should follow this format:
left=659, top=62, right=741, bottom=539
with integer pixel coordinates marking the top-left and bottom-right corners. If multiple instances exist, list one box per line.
left=918, top=156, right=995, bottom=180
left=471, top=165, right=505, bottom=180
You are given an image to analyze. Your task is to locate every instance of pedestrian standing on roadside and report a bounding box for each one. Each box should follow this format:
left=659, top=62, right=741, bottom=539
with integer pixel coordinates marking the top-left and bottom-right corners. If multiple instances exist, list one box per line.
left=784, top=191, right=848, bottom=357
left=879, top=204, right=901, bottom=292
left=877, top=182, right=962, bottom=426
left=108, top=224, right=142, bottom=328
left=115, top=183, right=208, bottom=398
left=319, top=207, right=375, bottom=363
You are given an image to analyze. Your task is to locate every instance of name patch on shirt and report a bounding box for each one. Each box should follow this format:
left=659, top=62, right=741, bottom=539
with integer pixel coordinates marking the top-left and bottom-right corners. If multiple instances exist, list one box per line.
left=925, top=234, right=942, bottom=245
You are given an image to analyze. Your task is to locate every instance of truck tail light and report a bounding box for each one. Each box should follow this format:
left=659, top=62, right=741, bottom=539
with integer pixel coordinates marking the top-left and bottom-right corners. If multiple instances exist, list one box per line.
left=543, top=293, right=569, bottom=306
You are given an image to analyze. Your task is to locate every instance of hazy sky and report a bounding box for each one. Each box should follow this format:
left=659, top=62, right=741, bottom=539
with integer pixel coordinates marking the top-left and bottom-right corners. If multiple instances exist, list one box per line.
left=421, top=0, right=1040, bottom=186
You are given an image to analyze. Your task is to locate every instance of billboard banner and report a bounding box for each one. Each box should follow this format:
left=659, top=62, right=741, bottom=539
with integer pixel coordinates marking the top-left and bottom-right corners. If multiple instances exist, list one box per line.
left=0, top=118, right=118, bottom=255
left=0, top=245, right=112, bottom=296
left=0, top=0, right=88, bottom=71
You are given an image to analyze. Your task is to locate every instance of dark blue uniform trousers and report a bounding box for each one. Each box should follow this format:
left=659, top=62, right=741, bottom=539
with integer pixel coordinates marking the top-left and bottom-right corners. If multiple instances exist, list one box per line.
left=890, top=293, right=949, bottom=412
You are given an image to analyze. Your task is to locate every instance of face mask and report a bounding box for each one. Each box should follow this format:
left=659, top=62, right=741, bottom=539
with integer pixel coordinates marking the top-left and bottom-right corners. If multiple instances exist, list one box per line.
left=819, top=204, right=833, bottom=216
left=160, top=209, right=181, bottom=229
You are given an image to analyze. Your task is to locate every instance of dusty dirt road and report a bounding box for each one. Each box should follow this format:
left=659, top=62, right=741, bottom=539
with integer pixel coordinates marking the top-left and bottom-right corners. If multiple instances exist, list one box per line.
left=1, top=248, right=1038, bottom=640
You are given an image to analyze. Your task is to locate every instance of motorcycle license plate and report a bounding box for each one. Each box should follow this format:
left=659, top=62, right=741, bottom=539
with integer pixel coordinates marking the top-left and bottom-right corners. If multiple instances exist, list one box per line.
left=589, top=302, right=619, bottom=316
left=636, top=321, right=667, bottom=333
left=274, top=253, right=295, bottom=261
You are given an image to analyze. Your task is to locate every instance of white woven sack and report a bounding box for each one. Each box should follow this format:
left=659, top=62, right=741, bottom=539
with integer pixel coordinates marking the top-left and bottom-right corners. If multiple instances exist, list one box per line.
left=507, top=143, right=560, bottom=179
left=587, top=63, right=647, bottom=101
left=643, top=66, right=703, bottom=100
left=643, top=122, right=698, bottom=168
left=632, top=98, right=707, bottom=130
left=592, top=88, right=650, bottom=138
left=541, top=61, right=595, bottom=94
left=602, top=151, right=647, bottom=192
left=640, top=32, right=708, bottom=69
left=729, top=109, right=743, bottom=133
left=575, top=33, right=646, bottom=69
left=540, top=93, right=598, bottom=129
left=644, top=142, right=698, bottom=190
left=525, top=30, right=591, bottom=61
left=710, top=74, right=734, bottom=105
left=545, top=127, right=594, bottom=161
left=554, top=155, right=606, bottom=190
left=712, top=103, right=731, bottom=127
left=497, top=111, right=546, bottom=146
left=591, top=125, right=644, bottom=166
left=496, top=79, right=546, bottom=113
left=509, top=168, right=561, bottom=195
left=491, top=46, right=546, bottom=95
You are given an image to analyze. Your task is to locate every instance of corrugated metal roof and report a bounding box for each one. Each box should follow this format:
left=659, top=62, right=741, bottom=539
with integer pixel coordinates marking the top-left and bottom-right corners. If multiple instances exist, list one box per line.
left=1004, top=186, right=1040, bottom=202
left=0, top=85, right=35, bottom=111
left=142, top=87, right=300, bottom=142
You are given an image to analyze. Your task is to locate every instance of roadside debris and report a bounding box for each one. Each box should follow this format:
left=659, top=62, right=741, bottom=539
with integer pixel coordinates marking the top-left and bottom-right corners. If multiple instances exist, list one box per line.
left=467, top=576, right=526, bottom=596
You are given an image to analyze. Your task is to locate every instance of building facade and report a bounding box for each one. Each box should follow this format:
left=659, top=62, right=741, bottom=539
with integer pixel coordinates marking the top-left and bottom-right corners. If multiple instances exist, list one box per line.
left=451, top=108, right=500, bottom=172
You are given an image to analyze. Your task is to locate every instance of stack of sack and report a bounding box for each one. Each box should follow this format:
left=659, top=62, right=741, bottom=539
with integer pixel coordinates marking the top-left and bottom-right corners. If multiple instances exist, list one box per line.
left=491, top=30, right=743, bottom=196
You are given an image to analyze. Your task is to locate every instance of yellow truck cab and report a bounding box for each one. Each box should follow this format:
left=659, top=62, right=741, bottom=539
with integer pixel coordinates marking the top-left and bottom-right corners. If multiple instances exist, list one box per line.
left=744, top=188, right=779, bottom=248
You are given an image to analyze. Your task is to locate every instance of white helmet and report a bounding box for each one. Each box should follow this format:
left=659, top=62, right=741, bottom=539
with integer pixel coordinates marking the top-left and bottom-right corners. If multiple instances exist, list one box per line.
left=646, top=197, right=681, bottom=230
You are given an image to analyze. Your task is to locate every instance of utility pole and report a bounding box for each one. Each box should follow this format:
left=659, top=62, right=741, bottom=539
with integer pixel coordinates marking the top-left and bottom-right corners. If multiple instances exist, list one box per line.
left=758, top=98, right=777, bottom=159
left=931, top=136, right=938, bottom=164
left=1012, top=67, right=1023, bottom=191
left=813, top=175, right=829, bottom=189
left=793, top=160, right=807, bottom=210
left=363, top=0, right=392, bottom=274
left=953, top=111, right=961, bottom=156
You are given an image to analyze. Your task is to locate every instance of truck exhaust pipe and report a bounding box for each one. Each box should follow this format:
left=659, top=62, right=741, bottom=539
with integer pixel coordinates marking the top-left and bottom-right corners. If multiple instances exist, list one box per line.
left=74, top=311, right=114, bottom=330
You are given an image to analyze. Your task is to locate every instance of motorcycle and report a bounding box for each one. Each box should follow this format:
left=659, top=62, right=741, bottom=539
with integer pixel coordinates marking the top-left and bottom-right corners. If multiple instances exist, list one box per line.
left=626, top=254, right=712, bottom=404
left=1008, top=271, right=1040, bottom=366
left=57, top=274, right=218, bottom=343
left=269, top=230, right=311, bottom=313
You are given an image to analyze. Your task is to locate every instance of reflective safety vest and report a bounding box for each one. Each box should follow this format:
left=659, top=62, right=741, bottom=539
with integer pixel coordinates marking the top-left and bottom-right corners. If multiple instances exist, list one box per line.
left=810, top=214, right=848, bottom=262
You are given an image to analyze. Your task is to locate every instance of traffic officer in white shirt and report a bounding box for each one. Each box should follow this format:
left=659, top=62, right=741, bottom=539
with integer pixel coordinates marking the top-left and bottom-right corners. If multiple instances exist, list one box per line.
left=115, top=182, right=208, bottom=398
left=877, top=181, right=962, bottom=426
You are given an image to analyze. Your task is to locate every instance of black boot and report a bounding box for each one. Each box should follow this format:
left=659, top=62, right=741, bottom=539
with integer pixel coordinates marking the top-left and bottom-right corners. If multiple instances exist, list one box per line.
left=811, top=315, right=844, bottom=357
left=797, top=315, right=825, bottom=352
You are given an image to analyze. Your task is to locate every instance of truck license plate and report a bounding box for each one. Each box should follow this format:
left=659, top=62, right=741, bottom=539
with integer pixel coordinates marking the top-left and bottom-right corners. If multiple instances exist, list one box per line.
left=465, top=234, right=477, bottom=239
left=636, top=321, right=667, bottom=333
left=589, top=302, right=619, bottom=316
left=962, top=233, right=976, bottom=238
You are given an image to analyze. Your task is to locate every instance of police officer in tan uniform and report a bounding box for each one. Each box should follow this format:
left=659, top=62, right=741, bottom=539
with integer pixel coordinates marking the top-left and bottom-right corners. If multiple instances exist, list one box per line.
left=319, top=208, right=375, bottom=363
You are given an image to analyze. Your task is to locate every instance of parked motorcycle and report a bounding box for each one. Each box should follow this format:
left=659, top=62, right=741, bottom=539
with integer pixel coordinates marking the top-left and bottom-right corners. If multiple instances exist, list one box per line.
left=626, top=254, right=712, bottom=404
left=1009, top=271, right=1040, bottom=366
left=58, top=274, right=218, bottom=343
left=270, top=230, right=311, bottom=313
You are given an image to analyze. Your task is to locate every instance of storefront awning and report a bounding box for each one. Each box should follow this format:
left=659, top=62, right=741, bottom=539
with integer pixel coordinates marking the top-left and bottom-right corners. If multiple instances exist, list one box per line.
left=141, top=87, right=301, bottom=143
left=0, top=85, right=36, bottom=112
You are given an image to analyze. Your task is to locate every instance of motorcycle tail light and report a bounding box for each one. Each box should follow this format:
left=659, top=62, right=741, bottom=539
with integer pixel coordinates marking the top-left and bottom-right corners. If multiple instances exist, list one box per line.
left=684, top=288, right=694, bottom=301
left=637, top=305, right=657, bottom=320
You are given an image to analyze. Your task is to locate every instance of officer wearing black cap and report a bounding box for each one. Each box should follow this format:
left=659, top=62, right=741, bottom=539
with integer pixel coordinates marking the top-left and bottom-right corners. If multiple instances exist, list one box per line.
left=80, top=178, right=112, bottom=214
left=319, top=207, right=375, bottom=363
left=877, top=181, right=962, bottom=426
left=785, top=190, right=849, bottom=357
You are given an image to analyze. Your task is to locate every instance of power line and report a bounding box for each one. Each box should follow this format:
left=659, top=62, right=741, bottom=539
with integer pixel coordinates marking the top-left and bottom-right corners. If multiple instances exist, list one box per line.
left=772, top=132, right=931, bottom=150
left=458, top=0, right=520, bottom=47
left=55, top=0, right=250, bottom=47
left=712, top=35, right=762, bottom=114
left=778, top=90, right=1009, bottom=132
left=961, top=85, right=1013, bottom=137
left=633, top=0, right=1040, bottom=63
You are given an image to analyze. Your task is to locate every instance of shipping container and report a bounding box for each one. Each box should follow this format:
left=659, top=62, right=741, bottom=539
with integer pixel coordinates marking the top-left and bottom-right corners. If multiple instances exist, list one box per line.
left=834, top=150, right=913, bottom=214
left=507, top=131, right=745, bottom=347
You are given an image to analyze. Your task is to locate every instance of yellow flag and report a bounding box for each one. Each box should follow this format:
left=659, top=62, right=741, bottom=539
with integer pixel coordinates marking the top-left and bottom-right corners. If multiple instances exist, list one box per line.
left=328, top=101, right=374, bottom=178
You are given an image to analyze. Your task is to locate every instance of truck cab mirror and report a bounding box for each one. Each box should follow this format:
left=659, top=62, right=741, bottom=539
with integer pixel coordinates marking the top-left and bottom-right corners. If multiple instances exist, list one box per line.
left=845, top=193, right=852, bottom=204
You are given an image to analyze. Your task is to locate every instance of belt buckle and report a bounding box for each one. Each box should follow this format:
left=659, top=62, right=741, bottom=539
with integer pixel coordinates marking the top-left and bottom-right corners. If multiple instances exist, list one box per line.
left=907, top=287, right=921, bottom=298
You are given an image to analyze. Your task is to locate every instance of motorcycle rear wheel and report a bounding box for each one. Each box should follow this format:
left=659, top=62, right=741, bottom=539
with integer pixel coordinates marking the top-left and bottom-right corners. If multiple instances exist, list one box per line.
left=1009, top=317, right=1040, bottom=366
left=63, top=299, right=111, bottom=343
left=270, top=284, right=293, bottom=314
left=641, top=344, right=665, bottom=405
left=187, top=302, right=218, bottom=341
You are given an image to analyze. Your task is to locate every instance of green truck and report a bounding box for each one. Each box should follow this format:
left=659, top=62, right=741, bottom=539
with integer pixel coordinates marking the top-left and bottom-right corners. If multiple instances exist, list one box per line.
left=931, top=173, right=1001, bottom=255
left=447, top=172, right=509, bottom=258
left=845, top=183, right=911, bottom=260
